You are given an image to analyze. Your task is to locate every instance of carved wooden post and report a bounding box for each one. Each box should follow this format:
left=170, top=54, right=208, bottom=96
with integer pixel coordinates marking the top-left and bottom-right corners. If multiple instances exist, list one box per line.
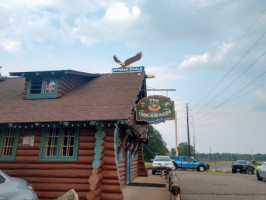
left=86, top=123, right=105, bottom=200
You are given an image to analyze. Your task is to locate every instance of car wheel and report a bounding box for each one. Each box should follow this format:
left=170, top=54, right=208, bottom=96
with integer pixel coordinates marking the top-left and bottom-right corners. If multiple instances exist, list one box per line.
left=251, top=169, right=254, bottom=174
left=152, top=170, right=155, bottom=175
left=257, top=171, right=263, bottom=181
left=232, top=169, right=236, bottom=173
left=197, top=165, right=205, bottom=172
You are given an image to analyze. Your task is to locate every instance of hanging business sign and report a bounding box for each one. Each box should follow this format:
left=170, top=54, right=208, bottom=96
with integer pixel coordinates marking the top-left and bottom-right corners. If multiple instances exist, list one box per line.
left=136, top=95, right=175, bottom=124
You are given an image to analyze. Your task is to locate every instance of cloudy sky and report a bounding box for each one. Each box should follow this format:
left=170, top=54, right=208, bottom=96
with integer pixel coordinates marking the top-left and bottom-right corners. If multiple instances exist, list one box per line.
left=1, top=0, right=266, bottom=154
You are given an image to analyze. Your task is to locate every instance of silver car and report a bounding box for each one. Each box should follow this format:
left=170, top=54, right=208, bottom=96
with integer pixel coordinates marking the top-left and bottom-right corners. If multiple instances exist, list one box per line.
left=257, top=162, right=266, bottom=181
left=0, top=170, right=39, bottom=200
left=152, top=155, right=176, bottom=175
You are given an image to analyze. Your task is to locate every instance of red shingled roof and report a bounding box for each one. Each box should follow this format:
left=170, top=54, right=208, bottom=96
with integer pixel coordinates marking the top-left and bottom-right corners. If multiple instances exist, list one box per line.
left=0, top=72, right=145, bottom=123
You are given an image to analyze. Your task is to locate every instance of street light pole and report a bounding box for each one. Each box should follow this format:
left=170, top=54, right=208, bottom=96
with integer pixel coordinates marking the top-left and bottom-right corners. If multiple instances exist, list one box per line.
left=175, top=111, right=178, bottom=156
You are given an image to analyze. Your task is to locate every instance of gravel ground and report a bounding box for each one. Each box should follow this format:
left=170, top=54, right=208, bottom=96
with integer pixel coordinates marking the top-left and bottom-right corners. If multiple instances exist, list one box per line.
left=176, top=171, right=266, bottom=200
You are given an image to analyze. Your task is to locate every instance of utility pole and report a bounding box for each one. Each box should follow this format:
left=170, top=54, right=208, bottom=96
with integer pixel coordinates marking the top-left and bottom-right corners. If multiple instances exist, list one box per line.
left=175, top=111, right=178, bottom=156
left=193, top=135, right=196, bottom=159
left=251, top=150, right=254, bottom=160
left=186, top=104, right=191, bottom=157
left=210, top=146, right=212, bottom=162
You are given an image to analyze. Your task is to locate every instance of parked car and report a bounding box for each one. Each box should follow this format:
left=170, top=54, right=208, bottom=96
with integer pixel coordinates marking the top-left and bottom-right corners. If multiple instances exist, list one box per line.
left=232, top=160, right=254, bottom=174
left=152, top=155, right=176, bottom=175
left=0, top=170, right=39, bottom=200
left=170, top=156, right=209, bottom=172
left=256, top=162, right=266, bottom=181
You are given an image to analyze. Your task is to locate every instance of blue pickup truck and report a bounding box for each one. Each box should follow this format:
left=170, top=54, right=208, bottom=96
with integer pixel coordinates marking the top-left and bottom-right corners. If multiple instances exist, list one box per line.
left=170, top=156, right=209, bottom=172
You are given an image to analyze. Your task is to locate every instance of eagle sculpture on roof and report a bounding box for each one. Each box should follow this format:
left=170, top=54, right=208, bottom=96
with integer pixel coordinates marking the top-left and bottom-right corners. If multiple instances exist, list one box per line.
left=113, top=52, right=142, bottom=68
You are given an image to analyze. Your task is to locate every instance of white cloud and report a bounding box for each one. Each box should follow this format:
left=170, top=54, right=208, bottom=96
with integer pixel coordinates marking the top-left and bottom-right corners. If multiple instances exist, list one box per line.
left=177, top=42, right=233, bottom=70
left=104, top=3, right=140, bottom=21
left=212, top=42, right=233, bottom=62
left=178, top=53, right=209, bottom=69
left=0, top=40, right=21, bottom=53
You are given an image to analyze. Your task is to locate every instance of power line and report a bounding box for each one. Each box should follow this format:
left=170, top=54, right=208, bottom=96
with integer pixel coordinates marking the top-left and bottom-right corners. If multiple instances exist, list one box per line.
left=193, top=30, right=266, bottom=110
left=197, top=68, right=266, bottom=120
left=189, top=7, right=266, bottom=107
left=230, top=83, right=266, bottom=101
left=199, top=51, right=266, bottom=111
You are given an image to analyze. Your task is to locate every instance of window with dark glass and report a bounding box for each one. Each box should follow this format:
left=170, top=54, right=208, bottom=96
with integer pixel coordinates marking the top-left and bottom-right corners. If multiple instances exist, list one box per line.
left=0, top=128, right=19, bottom=160
left=29, top=79, right=42, bottom=94
left=0, top=175, right=5, bottom=184
left=39, top=127, right=79, bottom=161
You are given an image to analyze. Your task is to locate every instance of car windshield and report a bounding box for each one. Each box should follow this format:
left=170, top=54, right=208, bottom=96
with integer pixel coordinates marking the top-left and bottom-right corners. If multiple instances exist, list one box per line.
left=235, top=160, right=248, bottom=165
left=154, top=156, right=171, bottom=161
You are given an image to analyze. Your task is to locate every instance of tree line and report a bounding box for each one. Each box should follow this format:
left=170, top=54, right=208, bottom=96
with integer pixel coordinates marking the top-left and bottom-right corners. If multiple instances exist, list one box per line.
left=143, top=125, right=266, bottom=162
left=196, top=153, right=266, bottom=162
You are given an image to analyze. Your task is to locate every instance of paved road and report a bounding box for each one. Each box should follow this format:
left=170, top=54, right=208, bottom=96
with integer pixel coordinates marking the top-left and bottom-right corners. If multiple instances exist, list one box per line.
left=176, top=171, right=266, bottom=200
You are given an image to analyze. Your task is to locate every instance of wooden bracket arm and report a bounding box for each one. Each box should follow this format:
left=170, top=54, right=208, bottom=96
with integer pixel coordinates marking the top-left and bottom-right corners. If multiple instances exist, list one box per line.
left=117, top=134, right=129, bottom=156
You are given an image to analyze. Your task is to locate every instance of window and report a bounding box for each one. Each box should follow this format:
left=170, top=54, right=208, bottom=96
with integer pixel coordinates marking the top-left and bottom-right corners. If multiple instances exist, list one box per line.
left=0, top=175, right=5, bottom=184
left=26, top=78, right=58, bottom=99
left=183, top=157, right=194, bottom=162
left=39, top=127, right=79, bottom=161
left=170, top=156, right=180, bottom=161
left=44, top=78, right=56, bottom=93
left=0, top=128, right=19, bottom=160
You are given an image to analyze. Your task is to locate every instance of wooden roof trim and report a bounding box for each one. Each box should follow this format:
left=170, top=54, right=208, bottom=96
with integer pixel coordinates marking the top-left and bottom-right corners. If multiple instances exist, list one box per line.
left=9, top=70, right=100, bottom=78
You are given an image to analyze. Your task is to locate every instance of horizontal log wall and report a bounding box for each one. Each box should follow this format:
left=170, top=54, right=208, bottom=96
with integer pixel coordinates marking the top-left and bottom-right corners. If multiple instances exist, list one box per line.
left=118, top=161, right=126, bottom=188
left=137, top=144, right=148, bottom=177
left=0, top=128, right=96, bottom=200
left=57, top=75, right=89, bottom=98
left=130, top=159, right=138, bottom=181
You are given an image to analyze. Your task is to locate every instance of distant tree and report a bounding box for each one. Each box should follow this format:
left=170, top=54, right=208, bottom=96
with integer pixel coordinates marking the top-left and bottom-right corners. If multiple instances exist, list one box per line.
left=170, top=148, right=176, bottom=156
left=177, top=142, right=194, bottom=157
left=143, top=125, right=169, bottom=162
left=170, top=143, right=195, bottom=157
left=196, top=153, right=266, bottom=162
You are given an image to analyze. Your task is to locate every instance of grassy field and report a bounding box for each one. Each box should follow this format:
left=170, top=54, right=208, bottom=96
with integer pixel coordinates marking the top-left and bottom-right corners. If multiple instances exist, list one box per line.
left=145, top=162, right=152, bottom=167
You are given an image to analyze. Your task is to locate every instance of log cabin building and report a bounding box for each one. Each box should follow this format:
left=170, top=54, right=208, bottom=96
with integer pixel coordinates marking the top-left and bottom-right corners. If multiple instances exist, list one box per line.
left=0, top=70, right=149, bottom=200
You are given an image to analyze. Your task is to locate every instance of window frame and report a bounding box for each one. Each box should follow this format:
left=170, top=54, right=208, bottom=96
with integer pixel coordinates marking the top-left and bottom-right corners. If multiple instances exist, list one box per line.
left=0, top=128, right=19, bottom=161
left=26, top=77, right=58, bottom=99
left=39, top=127, right=79, bottom=161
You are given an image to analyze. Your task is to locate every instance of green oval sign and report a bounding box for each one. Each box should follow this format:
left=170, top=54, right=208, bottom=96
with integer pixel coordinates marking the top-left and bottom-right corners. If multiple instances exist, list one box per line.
left=136, top=95, right=175, bottom=124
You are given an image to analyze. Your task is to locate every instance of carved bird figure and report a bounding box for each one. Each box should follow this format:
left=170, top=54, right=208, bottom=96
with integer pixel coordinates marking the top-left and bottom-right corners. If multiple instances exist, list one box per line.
left=113, top=52, right=142, bottom=68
